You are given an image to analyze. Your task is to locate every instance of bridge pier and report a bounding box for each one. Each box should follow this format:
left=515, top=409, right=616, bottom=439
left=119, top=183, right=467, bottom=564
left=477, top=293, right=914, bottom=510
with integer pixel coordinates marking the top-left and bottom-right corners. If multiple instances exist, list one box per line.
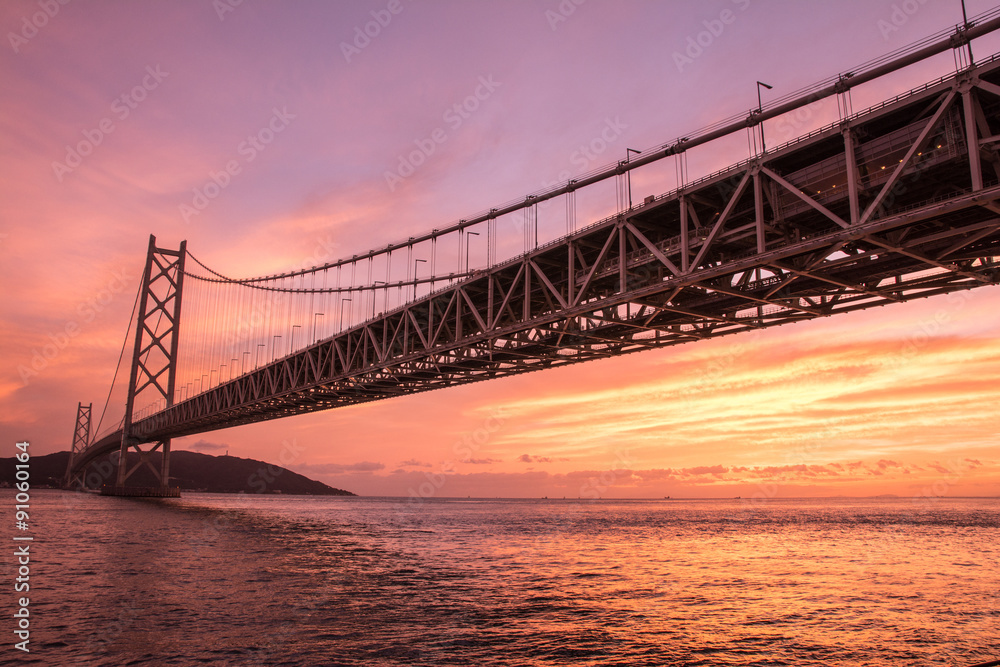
left=100, top=484, right=181, bottom=498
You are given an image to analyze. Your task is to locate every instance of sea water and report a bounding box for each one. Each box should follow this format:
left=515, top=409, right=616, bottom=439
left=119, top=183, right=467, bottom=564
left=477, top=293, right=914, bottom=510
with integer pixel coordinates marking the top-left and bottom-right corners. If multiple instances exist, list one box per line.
left=3, top=491, right=998, bottom=666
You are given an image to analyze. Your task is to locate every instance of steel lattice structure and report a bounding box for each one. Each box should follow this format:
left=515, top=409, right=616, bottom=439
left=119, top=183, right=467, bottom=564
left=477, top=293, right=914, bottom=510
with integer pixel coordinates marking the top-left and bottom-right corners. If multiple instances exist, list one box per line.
left=63, top=402, right=91, bottom=488
left=75, top=236, right=188, bottom=493
left=67, top=24, right=1000, bottom=484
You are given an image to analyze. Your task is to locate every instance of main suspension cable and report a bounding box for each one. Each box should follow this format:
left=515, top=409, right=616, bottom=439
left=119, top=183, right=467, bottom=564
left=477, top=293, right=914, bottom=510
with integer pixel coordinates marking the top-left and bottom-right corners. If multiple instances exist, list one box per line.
left=92, top=273, right=143, bottom=442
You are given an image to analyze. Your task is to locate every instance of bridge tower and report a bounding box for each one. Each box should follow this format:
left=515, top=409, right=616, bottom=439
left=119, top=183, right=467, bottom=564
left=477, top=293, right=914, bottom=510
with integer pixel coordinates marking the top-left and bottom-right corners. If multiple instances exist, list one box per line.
left=62, top=402, right=91, bottom=489
left=107, top=234, right=186, bottom=497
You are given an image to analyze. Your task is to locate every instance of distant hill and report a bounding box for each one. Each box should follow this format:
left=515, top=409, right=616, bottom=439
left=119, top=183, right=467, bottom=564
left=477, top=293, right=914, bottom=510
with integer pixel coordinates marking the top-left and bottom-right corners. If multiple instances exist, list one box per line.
left=0, top=450, right=354, bottom=496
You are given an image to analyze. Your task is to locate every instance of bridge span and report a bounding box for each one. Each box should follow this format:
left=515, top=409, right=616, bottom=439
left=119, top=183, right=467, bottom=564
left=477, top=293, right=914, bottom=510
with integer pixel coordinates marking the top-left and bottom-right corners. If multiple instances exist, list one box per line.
left=66, top=18, right=1000, bottom=493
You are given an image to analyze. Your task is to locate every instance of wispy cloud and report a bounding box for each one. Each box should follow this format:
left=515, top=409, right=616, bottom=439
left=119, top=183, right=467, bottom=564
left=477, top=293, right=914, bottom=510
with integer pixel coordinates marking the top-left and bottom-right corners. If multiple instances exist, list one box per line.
left=184, top=439, right=228, bottom=453
left=291, top=461, right=385, bottom=475
left=398, top=459, right=433, bottom=468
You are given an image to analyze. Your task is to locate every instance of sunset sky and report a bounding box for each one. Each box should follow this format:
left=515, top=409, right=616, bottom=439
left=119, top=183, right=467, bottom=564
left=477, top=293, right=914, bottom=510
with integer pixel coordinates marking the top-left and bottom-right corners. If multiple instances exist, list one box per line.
left=2, top=0, right=999, bottom=498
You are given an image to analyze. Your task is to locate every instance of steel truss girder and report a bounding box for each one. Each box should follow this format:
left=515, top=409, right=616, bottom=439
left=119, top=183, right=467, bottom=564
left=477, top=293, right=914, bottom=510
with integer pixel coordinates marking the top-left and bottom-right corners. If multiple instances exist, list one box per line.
left=70, top=57, right=1000, bottom=470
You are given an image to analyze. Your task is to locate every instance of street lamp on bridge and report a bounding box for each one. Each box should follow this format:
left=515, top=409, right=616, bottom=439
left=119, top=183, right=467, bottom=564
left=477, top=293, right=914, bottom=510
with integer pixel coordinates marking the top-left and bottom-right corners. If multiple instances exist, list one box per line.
left=256, top=344, right=265, bottom=369
left=339, top=297, right=352, bottom=331
left=466, top=231, right=479, bottom=273
left=290, top=325, right=301, bottom=354
left=272, top=335, right=282, bottom=362
left=962, top=0, right=974, bottom=66
left=414, top=258, right=426, bottom=300
left=373, top=282, right=386, bottom=318
left=756, top=81, right=773, bottom=154
left=313, top=313, right=324, bottom=343
left=626, top=148, right=641, bottom=210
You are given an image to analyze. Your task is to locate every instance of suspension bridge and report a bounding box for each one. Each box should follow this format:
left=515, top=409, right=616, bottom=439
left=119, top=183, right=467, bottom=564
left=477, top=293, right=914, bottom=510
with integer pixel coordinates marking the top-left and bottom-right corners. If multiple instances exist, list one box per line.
left=65, top=14, right=1000, bottom=495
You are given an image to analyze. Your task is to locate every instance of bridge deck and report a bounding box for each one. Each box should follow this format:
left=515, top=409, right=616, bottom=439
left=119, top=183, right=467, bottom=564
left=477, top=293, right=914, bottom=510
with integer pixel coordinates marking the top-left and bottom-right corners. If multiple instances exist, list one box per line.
left=72, top=55, right=1000, bottom=474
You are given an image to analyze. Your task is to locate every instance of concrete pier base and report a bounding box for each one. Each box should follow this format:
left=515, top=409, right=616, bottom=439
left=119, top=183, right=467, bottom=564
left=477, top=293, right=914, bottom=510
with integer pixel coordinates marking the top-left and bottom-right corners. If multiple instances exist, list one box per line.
left=100, top=485, right=181, bottom=498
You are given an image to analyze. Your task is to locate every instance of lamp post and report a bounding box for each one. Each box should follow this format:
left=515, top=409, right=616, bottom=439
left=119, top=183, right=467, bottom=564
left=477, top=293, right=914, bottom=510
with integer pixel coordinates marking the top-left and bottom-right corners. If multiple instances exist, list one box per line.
left=290, top=325, right=301, bottom=354
left=313, top=313, right=324, bottom=343
left=413, top=258, right=426, bottom=300
left=373, top=281, right=386, bottom=318
left=272, top=335, right=282, bottom=362
left=961, top=0, right=974, bottom=66
left=626, top=148, right=641, bottom=209
left=756, top=81, right=773, bottom=154
left=466, top=231, right=479, bottom=273
left=340, top=297, right=353, bottom=331
left=256, top=344, right=265, bottom=369
left=231, top=358, right=238, bottom=381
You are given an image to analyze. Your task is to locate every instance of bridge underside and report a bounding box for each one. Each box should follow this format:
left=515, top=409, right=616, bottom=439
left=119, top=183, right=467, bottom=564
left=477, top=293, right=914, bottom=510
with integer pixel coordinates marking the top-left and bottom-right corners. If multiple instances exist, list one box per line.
left=71, top=57, right=1000, bottom=474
